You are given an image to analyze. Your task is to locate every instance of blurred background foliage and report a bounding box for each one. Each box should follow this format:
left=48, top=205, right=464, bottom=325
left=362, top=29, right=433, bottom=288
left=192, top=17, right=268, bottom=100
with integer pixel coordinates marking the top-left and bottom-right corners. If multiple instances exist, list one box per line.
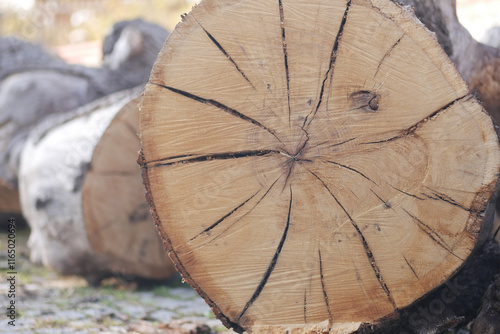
left=0, top=0, right=196, bottom=46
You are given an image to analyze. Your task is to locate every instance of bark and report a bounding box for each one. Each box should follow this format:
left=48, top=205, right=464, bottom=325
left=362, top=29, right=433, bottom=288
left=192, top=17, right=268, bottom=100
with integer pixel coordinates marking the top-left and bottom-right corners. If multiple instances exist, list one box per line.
left=471, top=274, right=500, bottom=334
left=138, top=0, right=500, bottom=332
left=19, top=88, right=175, bottom=284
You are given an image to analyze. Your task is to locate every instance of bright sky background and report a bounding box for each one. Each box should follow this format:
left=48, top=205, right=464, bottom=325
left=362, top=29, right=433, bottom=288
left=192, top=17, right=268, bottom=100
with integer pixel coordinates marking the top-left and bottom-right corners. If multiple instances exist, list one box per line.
left=0, top=0, right=35, bottom=11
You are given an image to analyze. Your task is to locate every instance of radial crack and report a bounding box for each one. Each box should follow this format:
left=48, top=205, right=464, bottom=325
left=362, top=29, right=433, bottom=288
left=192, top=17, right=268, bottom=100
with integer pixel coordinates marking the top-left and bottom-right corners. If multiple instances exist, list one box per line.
left=390, top=185, right=426, bottom=200
left=303, top=290, right=307, bottom=324
left=150, top=83, right=283, bottom=144
left=206, top=175, right=284, bottom=246
left=403, top=255, right=419, bottom=279
left=370, top=189, right=392, bottom=209
left=374, top=34, right=404, bottom=78
left=328, top=137, right=356, bottom=148
left=278, top=0, right=291, bottom=127
left=403, top=209, right=464, bottom=261
left=196, top=21, right=256, bottom=90
left=302, top=0, right=352, bottom=130
left=190, top=190, right=261, bottom=241
left=424, top=189, right=474, bottom=213
left=327, top=160, right=376, bottom=184
left=238, top=186, right=293, bottom=321
left=149, top=150, right=280, bottom=167
left=309, top=170, right=396, bottom=309
left=362, top=94, right=472, bottom=145
left=319, top=248, right=333, bottom=320
left=141, top=154, right=197, bottom=166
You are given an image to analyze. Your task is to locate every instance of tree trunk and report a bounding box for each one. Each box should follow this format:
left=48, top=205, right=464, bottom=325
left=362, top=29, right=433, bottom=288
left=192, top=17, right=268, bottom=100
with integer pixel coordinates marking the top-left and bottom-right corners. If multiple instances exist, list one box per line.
left=138, top=0, right=500, bottom=332
left=20, top=88, right=175, bottom=285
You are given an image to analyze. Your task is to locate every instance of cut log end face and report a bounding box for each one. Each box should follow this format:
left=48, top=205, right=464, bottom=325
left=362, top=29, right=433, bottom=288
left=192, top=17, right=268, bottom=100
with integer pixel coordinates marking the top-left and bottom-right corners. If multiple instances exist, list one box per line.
left=139, top=0, right=500, bottom=332
left=82, top=95, right=175, bottom=279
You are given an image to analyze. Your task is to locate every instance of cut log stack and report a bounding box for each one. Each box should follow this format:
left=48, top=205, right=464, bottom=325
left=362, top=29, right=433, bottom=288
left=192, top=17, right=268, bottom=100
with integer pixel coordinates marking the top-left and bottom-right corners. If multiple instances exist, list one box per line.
left=0, top=20, right=169, bottom=217
left=138, top=0, right=500, bottom=333
left=19, top=88, right=176, bottom=284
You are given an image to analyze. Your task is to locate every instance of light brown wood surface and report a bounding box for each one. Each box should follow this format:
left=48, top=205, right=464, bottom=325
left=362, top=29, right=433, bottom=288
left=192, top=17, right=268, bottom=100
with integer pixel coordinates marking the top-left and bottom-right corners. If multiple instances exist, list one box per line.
left=139, top=0, right=500, bottom=332
left=82, top=96, right=176, bottom=279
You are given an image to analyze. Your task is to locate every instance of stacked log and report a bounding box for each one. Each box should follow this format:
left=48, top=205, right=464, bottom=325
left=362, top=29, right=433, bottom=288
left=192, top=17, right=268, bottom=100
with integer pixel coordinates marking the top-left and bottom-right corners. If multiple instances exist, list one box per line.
left=0, top=19, right=169, bottom=215
left=20, top=88, right=175, bottom=285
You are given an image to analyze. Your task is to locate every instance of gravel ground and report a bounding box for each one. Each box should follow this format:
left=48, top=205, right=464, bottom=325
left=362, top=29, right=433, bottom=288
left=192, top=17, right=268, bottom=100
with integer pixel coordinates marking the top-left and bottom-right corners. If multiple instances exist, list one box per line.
left=0, top=227, right=235, bottom=334
left=0, top=227, right=475, bottom=333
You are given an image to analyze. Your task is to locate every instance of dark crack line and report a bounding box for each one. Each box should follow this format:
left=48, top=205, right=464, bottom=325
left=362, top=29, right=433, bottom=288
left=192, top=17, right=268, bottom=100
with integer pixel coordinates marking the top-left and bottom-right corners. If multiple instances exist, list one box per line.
left=308, top=170, right=396, bottom=309
left=142, top=154, right=197, bottom=166
left=150, top=82, right=284, bottom=144
left=319, top=248, right=332, bottom=320
left=423, top=188, right=474, bottom=213
left=190, top=190, right=261, bottom=241
left=403, top=255, right=419, bottom=279
left=327, top=160, right=376, bottom=185
left=374, top=34, right=404, bottom=78
left=195, top=19, right=256, bottom=91
left=390, top=185, right=426, bottom=201
left=494, top=225, right=500, bottom=239
left=303, top=289, right=307, bottom=324
left=362, top=94, right=472, bottom=145
left=370, top=189, right=391, bottom=209
left=278, top=0, right=291, bottom=127
left=282, top=160, right=294, bottom=192
left=208, top=173, right=284, bottom=245
left=238, top=185, right=293, bottom=321
left=308, top=170, right=352, bottom=221
left=295, top=127, right=311, bottom=157
left=328, top=137, right=356, bottom=148
left=403, top=209, right=464, bottom=261
left=301, top=0, right=352, bottom=131
left=149, top=150, right=280, bottom=168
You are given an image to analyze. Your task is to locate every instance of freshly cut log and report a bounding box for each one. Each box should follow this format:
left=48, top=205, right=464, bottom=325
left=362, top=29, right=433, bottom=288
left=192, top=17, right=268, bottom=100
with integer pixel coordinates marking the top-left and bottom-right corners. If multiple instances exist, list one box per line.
left=20, top=88, right=175, bottom=285
left=139, top=0, right=500, bottom=332
left=82, top=95, right=175, bottom=279
left=397, top=0, right=500, bottom=125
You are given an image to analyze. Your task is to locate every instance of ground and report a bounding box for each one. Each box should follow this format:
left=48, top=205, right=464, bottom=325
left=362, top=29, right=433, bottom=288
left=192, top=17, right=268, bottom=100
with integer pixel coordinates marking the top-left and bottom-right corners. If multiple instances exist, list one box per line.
left=0, top=226, right=478, bottom=333
left=0, top=226, right=236, bottom=334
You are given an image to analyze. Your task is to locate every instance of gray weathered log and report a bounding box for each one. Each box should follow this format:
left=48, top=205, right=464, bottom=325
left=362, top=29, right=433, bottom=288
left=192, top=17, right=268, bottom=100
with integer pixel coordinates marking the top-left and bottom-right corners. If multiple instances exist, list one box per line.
left=0, top=19, right=169, bottom=213
left=19, top=87, right=175, bottom=285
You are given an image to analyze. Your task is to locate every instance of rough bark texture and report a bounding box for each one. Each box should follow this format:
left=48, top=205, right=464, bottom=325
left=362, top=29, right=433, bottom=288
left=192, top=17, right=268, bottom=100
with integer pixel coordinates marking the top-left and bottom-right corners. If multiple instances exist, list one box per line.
left=19, top=88, right=175, bottom=285
left=139, top=0, right=500, bottom=332
left=0, top=37, right=65, bottom=82
left=471, top=273, right=500, bottom=334
left=0, top=19, right=169, bottom=214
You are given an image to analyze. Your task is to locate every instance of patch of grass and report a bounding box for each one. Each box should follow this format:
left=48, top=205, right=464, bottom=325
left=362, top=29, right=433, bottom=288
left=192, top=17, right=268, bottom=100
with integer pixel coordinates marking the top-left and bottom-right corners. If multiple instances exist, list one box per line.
left=100, top=286, right=140, bottom=303
left=33, top=317, right=67, bottom=328
left=152, top=285, right=174, bottom=298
